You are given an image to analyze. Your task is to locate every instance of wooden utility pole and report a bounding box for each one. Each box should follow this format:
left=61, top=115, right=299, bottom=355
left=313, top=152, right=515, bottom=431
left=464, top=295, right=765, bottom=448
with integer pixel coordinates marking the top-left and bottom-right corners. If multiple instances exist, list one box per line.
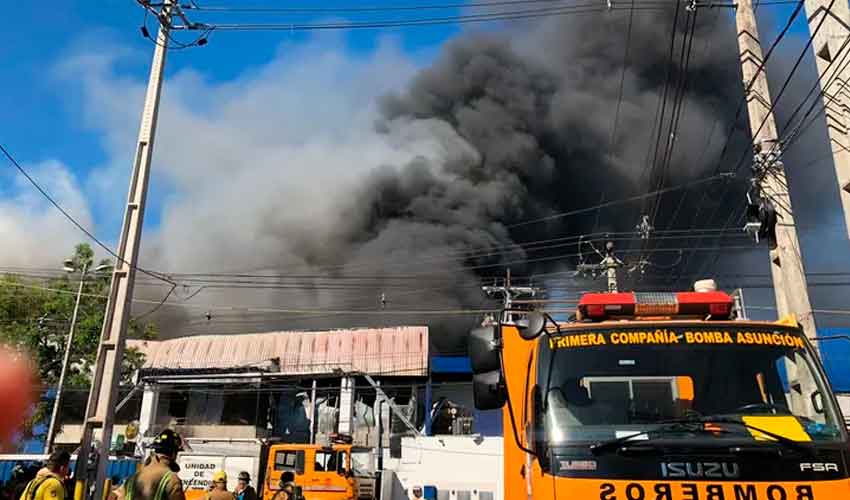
left=735, top=0, right=818, bottom=337
left=803, top=0, right=850, bottom=240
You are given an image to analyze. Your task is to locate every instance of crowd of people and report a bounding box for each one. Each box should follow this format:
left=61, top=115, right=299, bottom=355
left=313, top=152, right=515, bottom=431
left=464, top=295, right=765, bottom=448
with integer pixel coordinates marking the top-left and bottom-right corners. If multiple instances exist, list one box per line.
left=2, top=429, right=301, bottom=500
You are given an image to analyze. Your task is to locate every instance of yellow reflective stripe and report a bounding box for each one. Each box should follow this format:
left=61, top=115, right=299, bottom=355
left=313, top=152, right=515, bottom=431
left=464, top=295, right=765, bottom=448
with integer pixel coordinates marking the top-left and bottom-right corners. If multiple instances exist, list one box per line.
left=154, top=472, right=174, bottom=500
left=124, top=475, right=137, bottom=500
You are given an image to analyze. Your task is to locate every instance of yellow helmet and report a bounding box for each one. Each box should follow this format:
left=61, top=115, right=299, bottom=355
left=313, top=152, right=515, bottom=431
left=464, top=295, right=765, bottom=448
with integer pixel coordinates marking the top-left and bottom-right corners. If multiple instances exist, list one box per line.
left=213, top=471, right=227, bottom=483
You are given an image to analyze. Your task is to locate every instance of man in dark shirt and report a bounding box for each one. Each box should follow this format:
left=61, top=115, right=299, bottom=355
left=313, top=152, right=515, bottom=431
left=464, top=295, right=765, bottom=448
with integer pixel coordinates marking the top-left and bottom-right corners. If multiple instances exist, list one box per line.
left=233, top=472, right=256, bottom=500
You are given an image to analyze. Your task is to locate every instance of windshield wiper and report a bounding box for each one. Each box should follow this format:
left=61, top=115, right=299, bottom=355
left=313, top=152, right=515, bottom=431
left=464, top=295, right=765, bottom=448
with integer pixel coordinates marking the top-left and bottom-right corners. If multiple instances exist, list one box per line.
left=660, top=416, right=813, bottom=455
left=589, top=422, right=727, bottom=455
left=590, top=416, right=813, bottom=456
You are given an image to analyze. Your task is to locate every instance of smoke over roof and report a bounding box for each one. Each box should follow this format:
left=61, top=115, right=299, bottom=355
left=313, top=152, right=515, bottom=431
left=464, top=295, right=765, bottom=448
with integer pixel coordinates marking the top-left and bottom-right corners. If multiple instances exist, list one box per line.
left=128, top=7, right=767, bottom=350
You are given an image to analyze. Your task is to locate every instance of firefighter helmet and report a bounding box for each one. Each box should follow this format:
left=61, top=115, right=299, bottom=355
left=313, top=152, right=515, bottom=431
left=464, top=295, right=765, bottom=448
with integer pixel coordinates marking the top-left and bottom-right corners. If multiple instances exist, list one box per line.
left=151, top=429, right=184, bottom=456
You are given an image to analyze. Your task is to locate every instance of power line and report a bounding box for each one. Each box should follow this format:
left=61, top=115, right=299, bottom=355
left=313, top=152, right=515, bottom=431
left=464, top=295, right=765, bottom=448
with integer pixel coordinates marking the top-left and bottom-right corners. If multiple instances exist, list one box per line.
left=749, top=305, right=850, bottom=316
left=650, top=7, right=697, bottom=228
left=507, top=172, right=733, bottom=228
left=186, top=3, right=671, bottom=31
left=728, top=0, right=836, bottom=180
left=673, top=0, right=807, bottom=280
left=778, top=23, right=850, bottom=153
left=0, top=143, right=175, bottom=286
left=608, top=0, right=636, bottom=155
left=187, top=0, right=628, bottom=13
left=643, top=0, right=684, bottom=229
left=0, top=244, right=760, bottom=308
left=691, top=0, right=836, bottom=279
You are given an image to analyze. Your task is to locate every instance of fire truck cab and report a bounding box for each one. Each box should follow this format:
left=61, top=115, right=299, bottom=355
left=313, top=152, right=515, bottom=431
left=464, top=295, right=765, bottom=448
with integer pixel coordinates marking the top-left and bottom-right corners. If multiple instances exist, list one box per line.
left=263, top=442, right=355, bottom=500
left=470, top=287, right=850, bottom=500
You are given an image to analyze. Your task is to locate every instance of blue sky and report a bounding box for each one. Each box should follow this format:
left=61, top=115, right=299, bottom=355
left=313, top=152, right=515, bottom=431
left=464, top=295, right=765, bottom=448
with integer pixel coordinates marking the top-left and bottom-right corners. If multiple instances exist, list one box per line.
left=0, top=1, right=457, bottom=175
left=0, top=1, right=466, bottom=267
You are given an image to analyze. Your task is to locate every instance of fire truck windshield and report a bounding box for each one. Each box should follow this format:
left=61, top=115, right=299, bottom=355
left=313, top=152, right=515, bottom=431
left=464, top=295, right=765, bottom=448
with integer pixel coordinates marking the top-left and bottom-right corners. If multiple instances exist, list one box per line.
left=534, top=323, right=845, bottom=451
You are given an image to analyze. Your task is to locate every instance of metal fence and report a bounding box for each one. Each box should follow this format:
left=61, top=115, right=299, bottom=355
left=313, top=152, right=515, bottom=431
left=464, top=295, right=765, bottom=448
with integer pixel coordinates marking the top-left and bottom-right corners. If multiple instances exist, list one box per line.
left=0, top=455, right=139, bottom=485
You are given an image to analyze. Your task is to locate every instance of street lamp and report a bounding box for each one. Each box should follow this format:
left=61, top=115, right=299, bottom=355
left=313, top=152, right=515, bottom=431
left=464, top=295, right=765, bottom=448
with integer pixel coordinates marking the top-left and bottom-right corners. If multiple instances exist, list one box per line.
left=44, top=259, right=112, bottom=453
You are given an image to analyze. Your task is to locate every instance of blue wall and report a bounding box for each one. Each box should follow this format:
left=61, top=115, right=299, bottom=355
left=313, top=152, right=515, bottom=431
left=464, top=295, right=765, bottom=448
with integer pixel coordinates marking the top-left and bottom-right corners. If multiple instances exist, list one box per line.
left=817, top=328, right=850, bottom=393
left=430, top=356, right=503, bottom=437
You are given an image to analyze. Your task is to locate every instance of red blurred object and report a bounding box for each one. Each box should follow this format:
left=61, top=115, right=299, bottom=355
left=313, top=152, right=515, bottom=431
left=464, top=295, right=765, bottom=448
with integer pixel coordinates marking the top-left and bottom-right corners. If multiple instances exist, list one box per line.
left=0, top=346, right=36, bottom=445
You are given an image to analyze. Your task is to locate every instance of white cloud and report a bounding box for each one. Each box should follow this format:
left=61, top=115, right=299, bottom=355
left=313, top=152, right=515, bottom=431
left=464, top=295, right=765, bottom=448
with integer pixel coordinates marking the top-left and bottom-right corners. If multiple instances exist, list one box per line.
left=0, top=160, right=93, bottom=267
left=52, top=33, right=474, bottom=276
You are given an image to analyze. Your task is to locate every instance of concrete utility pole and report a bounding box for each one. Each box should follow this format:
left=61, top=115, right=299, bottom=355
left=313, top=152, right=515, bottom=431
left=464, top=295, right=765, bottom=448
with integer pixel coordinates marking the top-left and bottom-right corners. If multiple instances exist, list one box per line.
left=803, top=0, right=850, bottom=239
left=481, top=269, right=538, bottom=324
left=75, top=2, right=173, bottom=499
left=45, top=262, right=89, bottom=453
left=734, top=0, right=818, bottom=337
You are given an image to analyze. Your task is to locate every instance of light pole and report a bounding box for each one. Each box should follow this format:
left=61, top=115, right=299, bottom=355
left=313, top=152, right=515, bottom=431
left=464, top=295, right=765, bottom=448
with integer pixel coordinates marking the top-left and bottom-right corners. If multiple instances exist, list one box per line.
left=44, top=260, right=111, bottom=453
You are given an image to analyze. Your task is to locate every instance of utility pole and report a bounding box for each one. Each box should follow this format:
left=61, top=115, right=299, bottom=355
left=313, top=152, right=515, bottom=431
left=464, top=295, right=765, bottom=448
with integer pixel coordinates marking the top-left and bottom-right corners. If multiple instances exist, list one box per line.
left=75, top=2, right=173, bottom=499
left=481, top=269, right=538, bottom=323
left=45, top=262, right=88, bottom=453
left=735, top=0, right=818, bottom=337
left=803, top=0, right=850, bottom=239
left=577, top=241, right=624, bottom=293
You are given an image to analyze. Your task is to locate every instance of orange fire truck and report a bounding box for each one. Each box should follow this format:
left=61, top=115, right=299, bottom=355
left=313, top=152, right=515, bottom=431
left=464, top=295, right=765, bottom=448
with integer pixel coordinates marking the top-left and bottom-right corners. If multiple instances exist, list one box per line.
left=470, top=288, right=850, bottom=500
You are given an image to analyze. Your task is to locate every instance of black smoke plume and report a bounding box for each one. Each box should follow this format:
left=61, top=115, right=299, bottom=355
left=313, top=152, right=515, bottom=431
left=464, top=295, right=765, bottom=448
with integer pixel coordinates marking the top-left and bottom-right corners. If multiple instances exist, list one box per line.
left=148, top=7, right=758, bottom=351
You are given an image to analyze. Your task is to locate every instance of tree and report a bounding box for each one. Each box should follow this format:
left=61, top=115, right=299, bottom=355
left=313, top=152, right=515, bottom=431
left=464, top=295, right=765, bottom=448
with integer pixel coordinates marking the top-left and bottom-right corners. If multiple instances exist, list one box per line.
left=0, top=243, right=158, bottom=444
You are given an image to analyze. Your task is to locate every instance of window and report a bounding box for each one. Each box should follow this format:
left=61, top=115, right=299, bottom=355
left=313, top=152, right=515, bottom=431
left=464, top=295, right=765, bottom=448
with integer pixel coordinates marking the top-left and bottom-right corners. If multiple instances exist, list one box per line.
left=314, top=451, right=331, bottom=472
left=536, top=325, right=845, bottom=454
left=274, top=451, right=298, bottom=471
left=350, top=449, right=372, bottom=477
left=314, top=450, right=346, bottom=474
left=221, top=393, right=258, bottom=425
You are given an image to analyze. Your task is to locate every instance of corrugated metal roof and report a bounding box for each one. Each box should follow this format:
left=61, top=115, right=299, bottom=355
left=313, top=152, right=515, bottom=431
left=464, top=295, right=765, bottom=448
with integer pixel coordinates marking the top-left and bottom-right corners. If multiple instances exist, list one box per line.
left=127, top=326, right=428, bottom=377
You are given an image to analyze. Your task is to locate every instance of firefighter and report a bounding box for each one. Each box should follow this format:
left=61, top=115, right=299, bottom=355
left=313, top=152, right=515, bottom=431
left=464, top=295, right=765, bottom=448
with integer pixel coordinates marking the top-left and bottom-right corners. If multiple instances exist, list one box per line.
left=111, top=429, right=185, bottom=500
left=205, top=472, right=235, bottom=500
left=271, top=473, right=296, bottom=500
left=19, top=451, right=71, bottom=500
left=233, top=472, right=256, bottom=500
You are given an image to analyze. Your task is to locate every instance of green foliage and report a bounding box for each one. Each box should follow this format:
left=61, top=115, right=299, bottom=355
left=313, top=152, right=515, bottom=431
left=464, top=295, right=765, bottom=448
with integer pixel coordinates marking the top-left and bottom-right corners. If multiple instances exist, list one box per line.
left=0, top=243, right=159, bottom=440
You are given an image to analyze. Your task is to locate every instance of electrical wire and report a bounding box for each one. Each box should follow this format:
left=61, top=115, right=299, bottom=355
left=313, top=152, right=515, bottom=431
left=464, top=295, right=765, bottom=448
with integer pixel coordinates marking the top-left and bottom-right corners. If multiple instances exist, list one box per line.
left=594, top=0, right=636, bottom=231
left=637, top=6, right=697, bottom=277
left=650, top=8, right=697, bottom=228
left=191, top=4, right=670, bottom=31
left=608, top=0, right=635, bottom=155
left=673, top=0, right=807, bottom=282
left=643, top=0, right=684, bottom=228
left=188, top=0, right=631, bottom=13
left=778, top=31, right=850, bottom=153
left=507, top=172, right=733, bottom=228
left=691, top=0, right=836, bottom=278
left=728, top=0, right=836, bottom=180
left=0, top=143, right=175, bottom=286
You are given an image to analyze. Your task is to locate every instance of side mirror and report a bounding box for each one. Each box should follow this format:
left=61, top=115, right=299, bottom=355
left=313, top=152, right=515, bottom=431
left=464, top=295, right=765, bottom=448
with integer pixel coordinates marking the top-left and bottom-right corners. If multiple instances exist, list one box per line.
left=473, top=371, right=507, bottom=410
left=516, top=312, right=547, bottom=340
left=469, top=325, right=501, bottom=373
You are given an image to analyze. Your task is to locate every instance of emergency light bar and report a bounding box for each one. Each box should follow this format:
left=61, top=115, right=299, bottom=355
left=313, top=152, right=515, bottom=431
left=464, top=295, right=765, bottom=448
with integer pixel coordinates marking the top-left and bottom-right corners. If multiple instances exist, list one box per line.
left=577, top=291, right=733, bottom=321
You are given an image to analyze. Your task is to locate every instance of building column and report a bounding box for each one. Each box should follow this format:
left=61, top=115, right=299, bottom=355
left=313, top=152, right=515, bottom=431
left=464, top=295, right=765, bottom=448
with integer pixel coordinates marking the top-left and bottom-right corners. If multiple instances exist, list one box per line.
left=139, top=383, right=159, bottom=438
left=338, top=377, right=355, bottom=435
left=424, top=378, right=432, bottom=436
